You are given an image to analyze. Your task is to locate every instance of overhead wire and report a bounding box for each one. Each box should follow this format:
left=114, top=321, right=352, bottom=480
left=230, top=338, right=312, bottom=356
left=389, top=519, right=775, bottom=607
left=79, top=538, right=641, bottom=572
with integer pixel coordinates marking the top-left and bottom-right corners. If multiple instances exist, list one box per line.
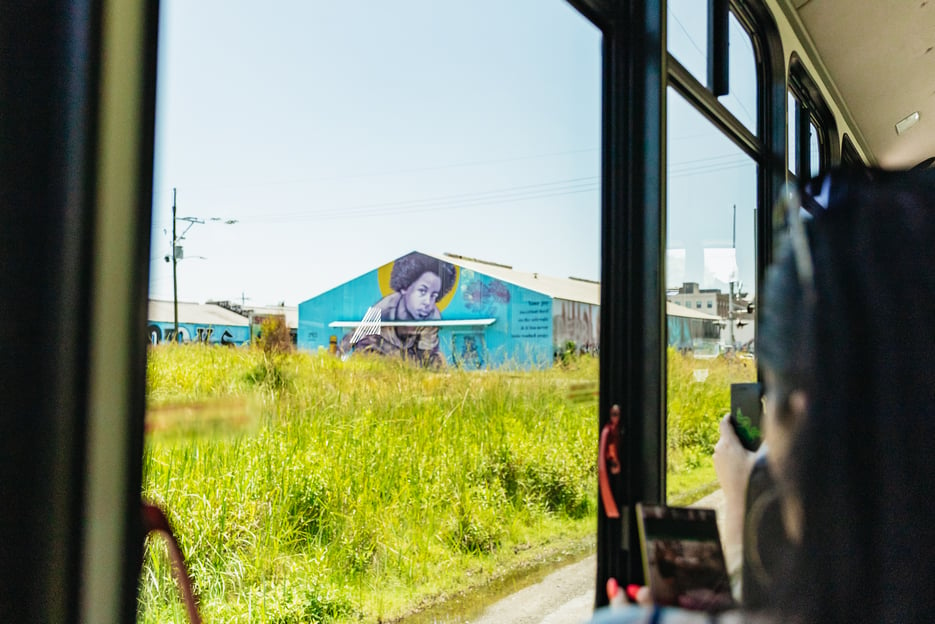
left=160, top=147, right=600, bottom=193
left=197, top=150, right=752, bottom=225
left=239, top=176, right=599, bottom=223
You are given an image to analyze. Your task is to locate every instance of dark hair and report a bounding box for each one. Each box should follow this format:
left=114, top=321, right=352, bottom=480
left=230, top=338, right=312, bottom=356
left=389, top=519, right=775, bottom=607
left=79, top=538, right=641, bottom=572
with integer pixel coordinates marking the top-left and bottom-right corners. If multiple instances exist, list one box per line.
left=757, top=238, right=813, bottom=408
left=760, top=168, right=935, bottom=622
left=389, top=252, right=457, bottom=298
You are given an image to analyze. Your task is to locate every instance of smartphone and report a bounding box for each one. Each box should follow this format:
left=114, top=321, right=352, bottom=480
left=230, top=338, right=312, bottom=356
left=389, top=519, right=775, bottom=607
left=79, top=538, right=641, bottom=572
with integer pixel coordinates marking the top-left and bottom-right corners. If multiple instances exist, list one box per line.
left=635, top=504, right=735, bottom=613
left=730, top=382, right=763, bottom=451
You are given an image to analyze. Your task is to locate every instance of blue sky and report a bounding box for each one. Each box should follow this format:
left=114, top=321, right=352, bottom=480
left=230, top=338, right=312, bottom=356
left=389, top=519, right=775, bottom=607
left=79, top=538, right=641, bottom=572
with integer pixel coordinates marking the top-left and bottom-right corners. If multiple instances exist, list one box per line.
left=149, top=0, right=759, bottom=308
left=149, top=0, right=602, bottom=307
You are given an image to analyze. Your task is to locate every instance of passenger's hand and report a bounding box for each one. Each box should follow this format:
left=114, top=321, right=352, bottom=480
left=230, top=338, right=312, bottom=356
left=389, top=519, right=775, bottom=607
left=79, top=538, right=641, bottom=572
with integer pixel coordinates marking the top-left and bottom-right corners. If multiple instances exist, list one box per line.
left=606, top=579, right=652, bottom=607
left=633, top=585, right=653, bottom=607
left=713, top=413, right=756, bottom=506
left=713, top=412, right=756, bottom=579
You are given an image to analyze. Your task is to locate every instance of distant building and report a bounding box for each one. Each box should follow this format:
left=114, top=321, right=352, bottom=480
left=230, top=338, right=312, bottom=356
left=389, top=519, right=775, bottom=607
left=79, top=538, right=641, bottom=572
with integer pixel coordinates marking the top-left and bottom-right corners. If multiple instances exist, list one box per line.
left=209, top=300, right=299, bottom=344
left=665, top=299, right=723, bottom=352
left=147, top=300, right=250, bottom=345
left=668, top=282, right=729, bottom=317
left=298, top=251, right=722, bottom=369
left=147, top=300, right=298, bottom=346
left=667, top=281, right=752, bottom=352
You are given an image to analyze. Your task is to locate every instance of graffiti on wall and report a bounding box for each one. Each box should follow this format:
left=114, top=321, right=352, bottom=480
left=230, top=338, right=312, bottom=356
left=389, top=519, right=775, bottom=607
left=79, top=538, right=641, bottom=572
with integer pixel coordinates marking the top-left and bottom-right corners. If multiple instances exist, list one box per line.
left=147, top=323, right=248, bottom=346
left=462, top=278, right=510, bottom=316
left=553, top=300, right=599, bottom=353
left=340, top=252, right=459, bottom=367
left=451, top=332, right=486, bottom=369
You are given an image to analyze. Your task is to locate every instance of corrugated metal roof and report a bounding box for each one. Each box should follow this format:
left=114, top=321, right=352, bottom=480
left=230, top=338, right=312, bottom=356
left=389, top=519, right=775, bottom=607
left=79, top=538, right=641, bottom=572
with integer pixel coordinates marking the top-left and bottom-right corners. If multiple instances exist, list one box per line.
left=665, top=301, right=722, bottom=321
left=148, top=300, right=249, bottom=326
left=435, top=253, right=722, bottom=321
left=431, top=252, right=602, bottom=305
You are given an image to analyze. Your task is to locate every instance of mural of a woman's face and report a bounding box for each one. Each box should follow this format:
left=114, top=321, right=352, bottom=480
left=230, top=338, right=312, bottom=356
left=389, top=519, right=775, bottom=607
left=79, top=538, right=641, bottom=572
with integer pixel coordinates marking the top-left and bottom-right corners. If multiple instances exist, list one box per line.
left=399, top=271, right=442, bottom=320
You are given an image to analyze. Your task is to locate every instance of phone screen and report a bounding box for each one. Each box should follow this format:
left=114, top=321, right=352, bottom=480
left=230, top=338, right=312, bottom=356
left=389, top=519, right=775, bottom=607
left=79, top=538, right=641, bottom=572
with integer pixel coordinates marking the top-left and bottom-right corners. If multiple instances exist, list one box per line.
left=730, top=382, right=763, bottom=451
left=635, top=504, right=735, bottom=613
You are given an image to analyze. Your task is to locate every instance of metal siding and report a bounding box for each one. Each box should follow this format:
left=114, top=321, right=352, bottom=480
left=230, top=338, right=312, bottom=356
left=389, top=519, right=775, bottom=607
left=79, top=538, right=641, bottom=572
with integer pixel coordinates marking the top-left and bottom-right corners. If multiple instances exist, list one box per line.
left=553, top=298, right=600, bottom=353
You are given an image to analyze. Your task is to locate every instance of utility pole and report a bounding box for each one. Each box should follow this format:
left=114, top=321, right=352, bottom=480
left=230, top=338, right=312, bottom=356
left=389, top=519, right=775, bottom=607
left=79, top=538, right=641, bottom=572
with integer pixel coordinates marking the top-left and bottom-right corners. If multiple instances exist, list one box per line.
left=166, top=190, right=235, bottom=342
left=728, top=204, right=736, bottom=349
left=172, top=188, right=179, bottom=341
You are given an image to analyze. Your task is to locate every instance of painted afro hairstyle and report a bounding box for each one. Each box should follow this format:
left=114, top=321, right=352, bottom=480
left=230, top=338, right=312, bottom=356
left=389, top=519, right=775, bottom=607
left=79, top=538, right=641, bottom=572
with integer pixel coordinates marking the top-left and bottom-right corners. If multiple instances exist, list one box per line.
left=389, top=252, right=457, bottom=298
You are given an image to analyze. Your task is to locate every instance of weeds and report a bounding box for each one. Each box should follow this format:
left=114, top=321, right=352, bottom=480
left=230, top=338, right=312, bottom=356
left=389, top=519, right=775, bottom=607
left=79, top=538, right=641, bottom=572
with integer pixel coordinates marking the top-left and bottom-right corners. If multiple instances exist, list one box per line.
left=139, top=345, right=748, bottom=622
left=140, top=347, right=599, bottom=622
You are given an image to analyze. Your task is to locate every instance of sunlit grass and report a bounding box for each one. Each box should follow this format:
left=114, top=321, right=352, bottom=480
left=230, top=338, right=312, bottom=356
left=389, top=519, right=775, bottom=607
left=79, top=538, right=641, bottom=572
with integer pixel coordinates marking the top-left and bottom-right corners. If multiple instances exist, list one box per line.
left=666, top=347, right=756, bottom=474
left=139, top=345, right=599, bottom=623
left=138, top=344, right=749, bottom=622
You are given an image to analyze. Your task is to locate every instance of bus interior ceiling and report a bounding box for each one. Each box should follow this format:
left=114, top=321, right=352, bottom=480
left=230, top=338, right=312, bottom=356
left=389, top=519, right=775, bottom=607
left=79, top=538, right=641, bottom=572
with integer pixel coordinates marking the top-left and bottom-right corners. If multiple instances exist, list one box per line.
left=783, top=0, right=935, bottom=168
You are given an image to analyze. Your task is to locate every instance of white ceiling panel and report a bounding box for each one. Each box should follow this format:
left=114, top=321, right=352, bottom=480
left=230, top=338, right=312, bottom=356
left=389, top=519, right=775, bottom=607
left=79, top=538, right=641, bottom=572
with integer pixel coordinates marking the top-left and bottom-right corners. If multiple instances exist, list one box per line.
left=792, top=0, right=935, bottom=167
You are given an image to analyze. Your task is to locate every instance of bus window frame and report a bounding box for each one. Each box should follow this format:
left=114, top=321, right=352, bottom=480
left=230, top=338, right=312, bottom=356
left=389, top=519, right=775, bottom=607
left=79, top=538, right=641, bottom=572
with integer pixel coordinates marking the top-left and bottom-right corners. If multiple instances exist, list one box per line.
left=0, top=0, right=793, bottom=616
left=841, top=133, right=866, bottom=169
left=570, top=0, right=785, bottom=606
left=0, top=0, right=159, bottom=621
left=788, top=52, right=840, bottom=179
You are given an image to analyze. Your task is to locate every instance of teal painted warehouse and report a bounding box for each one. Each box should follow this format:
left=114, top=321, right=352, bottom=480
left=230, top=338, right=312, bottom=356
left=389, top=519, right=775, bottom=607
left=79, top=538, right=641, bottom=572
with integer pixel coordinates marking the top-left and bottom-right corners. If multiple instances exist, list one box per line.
left=297, top=251, right=603, bottom=369
left=298, top=251, right=721, bottom=369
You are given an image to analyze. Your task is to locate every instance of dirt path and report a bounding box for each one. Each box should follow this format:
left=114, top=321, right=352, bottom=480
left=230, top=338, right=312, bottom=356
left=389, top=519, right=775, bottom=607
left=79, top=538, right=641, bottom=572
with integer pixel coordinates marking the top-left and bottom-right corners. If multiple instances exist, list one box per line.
left=469, top=554, right=596, bottom=624
left=465, top=489, right=727, bottom=624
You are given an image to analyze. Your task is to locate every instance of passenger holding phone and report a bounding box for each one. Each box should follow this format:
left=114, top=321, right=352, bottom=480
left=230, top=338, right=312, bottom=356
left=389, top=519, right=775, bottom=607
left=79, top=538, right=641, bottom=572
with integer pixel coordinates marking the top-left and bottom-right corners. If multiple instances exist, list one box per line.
left=711, top=413, right=757, bottom=598
left=589, top=167, right=935, bottom=623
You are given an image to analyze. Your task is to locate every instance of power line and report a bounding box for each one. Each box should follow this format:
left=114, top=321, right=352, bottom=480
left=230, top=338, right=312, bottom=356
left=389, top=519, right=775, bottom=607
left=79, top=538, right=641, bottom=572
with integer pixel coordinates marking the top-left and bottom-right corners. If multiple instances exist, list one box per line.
left=669, top=152, right=749, bottom=169
left=670, top=11, right=706, bottom=64
left=251, top=185, right=599, bottom=223
left=668, top=160, right=753, bottom=179
left=158, top=147, right=600, bottom=194
left=239, top=176, right=599, bottom=223
left=670, top=9, right=756, bottom=129
left=154, top=152, right=754, bottom=230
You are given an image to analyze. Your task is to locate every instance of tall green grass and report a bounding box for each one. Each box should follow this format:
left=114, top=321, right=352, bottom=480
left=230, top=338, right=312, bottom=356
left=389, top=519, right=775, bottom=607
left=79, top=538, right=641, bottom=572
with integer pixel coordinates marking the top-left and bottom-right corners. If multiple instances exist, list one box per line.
left=139, top=345, right=751, bottom=622
left=140, top=346, right=599, bottom=623
left=666, top=347, right=756, bottom=502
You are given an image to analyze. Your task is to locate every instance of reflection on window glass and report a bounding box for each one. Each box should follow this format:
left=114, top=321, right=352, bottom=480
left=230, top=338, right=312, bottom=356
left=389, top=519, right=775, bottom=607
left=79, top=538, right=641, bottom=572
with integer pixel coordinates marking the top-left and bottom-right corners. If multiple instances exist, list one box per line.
left=666, top=87, right=758, bottom=503
left=718, top=13, right=757, bottom=133
left=809, top=121, right=821, bottom=178
left=141, top=2, right=601, bottom=621
left=788, top=92, right=798, bottom=174
left=667, top=0, right=708, bottom=84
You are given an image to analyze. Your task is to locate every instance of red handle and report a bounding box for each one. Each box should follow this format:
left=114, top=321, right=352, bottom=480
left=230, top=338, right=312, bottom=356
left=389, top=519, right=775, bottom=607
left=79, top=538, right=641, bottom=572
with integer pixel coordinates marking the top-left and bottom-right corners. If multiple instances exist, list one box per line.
left=598, top=405, right=621, bottom=518
left=142, top=502, right=202, bottom=624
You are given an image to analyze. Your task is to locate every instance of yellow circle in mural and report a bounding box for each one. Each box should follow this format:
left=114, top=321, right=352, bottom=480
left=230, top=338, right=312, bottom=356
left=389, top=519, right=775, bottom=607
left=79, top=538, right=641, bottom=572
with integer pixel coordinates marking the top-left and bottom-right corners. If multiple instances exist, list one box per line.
left=377, top=257, right=459, bottom=312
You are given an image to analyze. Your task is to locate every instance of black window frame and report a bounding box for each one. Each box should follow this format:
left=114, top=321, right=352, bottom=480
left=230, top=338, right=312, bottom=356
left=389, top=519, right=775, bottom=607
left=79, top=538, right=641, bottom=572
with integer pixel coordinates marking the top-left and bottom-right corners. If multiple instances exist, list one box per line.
left=788, top=52, right=840, bottom=180
left=569, top=0, right=785, bottom=605
left=1, top=0, right=792, bottom=616
left=0, top=1, right=159, bottom=621
left=841, top=133, right=866, bottom=169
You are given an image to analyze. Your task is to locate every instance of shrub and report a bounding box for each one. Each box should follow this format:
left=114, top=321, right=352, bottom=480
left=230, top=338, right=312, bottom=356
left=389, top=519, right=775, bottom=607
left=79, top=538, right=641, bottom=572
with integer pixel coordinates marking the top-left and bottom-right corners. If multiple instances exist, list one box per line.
left=254, top=316, right=293, bottom=355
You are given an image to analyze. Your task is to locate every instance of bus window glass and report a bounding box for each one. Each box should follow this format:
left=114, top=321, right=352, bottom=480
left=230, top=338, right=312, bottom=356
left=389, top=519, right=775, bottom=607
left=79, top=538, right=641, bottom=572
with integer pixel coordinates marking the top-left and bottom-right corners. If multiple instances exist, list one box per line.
left=809, top=121, right=821, bottom=178
left=788, top=91, right=799, bottom=175
left=141, top=2, right=601, bottom=621
left=788, top=57, right=837, bottom=181
left=666, top=86, right=758, bottom=504
left=667, top=0, right=708, bottom=85
left=718, top=12, right=757, bottom=134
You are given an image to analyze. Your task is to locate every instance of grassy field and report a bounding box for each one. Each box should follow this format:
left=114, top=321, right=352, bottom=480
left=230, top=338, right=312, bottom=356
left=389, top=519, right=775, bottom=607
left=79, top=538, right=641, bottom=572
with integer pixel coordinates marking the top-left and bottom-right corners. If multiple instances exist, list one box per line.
left=666, top=348, right=756, bottom=503
left=138, top=344, right=752, bottom=622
